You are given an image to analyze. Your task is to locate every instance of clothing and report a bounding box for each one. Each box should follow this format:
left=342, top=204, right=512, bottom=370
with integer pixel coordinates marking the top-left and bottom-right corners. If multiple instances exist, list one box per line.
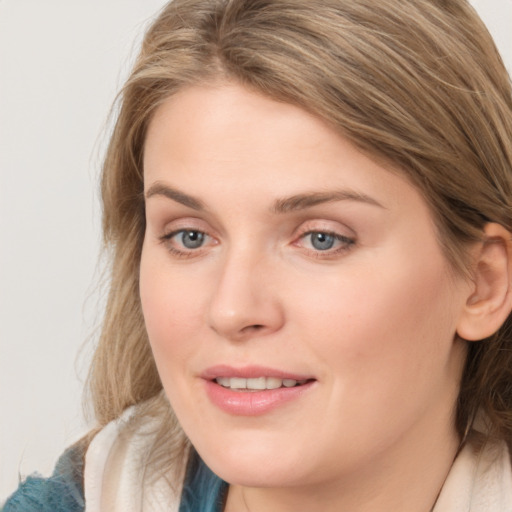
left=4, top=406, right=512, bottom=511
left=434, top=429, right=512, bottom=510
left=2, top=442, right=85, bottom=512
left=2, top=408, right=226, bottom=512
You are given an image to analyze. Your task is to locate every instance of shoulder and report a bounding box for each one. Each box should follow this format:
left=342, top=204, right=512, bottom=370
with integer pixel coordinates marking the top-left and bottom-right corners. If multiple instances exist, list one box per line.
left=84, top=404, right=187, bottom=512
left=3, top=404, right=187, bottom=512
left=434, top=430, right=512, bottom=511
left=2, top=440, right=86, bottom=512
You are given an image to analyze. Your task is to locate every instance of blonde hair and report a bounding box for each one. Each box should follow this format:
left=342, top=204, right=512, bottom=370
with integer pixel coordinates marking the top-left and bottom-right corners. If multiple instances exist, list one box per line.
left=89, top=0, right=512, bottom=473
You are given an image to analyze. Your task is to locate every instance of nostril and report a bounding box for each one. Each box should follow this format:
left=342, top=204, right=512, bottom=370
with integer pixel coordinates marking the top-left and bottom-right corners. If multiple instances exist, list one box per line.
left=243, top=324, right=264, bottom=332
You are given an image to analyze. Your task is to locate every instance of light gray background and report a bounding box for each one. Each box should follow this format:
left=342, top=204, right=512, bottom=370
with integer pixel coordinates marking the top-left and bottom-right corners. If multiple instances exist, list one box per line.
left=1, top=0, right=511, bottom=502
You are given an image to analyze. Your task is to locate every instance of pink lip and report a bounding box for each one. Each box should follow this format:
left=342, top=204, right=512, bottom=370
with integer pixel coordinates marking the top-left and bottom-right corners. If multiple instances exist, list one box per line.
left=201, top=364, right=313, bottom=381
left=201, top=365, right=316, bottom=416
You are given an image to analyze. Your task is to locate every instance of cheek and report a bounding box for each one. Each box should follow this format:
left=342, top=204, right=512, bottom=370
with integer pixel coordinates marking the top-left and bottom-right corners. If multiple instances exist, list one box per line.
left=139, top=249, right=204, bottom=375
left=299, top=247, right=463, bottom=392
left=286, top=251, right=465, bottom=460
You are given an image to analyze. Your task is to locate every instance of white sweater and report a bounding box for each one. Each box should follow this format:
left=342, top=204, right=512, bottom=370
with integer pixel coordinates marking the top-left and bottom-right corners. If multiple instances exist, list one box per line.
left=84, top=408, right=512, bottom=512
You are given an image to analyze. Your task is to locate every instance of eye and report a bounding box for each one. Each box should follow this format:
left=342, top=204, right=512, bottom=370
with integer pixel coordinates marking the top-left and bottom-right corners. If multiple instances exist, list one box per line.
left=299, top=230, right=355, bottom=254
left=175, top=229, right=206, bottom=249
left=308, top=232, right=337, bottom=251
left=161, top=228, right=213, bottom=255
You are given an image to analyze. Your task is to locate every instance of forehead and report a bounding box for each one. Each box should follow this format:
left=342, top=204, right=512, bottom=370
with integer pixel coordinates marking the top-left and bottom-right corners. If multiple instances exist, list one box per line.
left=143, top=83, right=430, bottom=223
left=145, top=83, right=345, bottom=170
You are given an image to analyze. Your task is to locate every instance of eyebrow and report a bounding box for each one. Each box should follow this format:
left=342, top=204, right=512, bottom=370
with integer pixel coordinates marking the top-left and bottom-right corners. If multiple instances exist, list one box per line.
left=145, top=182, right=206, bottom=211
left=272, top=190, right=385, bottom=213
left=145, top=182, right=385, bottom=213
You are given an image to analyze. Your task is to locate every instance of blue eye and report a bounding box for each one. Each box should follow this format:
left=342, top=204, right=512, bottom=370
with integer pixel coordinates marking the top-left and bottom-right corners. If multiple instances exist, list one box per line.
left=176, top=230, right=206, bottom=249
left=159, top=227, right=215, bottom=258
left=309, top=232, right=336, bottom=251
left=300, top=230, right=355, bottom=255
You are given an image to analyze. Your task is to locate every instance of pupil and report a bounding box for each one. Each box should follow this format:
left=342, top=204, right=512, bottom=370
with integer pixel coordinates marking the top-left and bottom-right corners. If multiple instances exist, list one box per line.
left=311, top=232, right=334, bottom=251
left=182, top=231, right=204, bottom=249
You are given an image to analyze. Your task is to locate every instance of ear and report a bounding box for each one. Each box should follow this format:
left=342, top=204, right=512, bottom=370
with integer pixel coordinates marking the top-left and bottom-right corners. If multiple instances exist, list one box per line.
left=457, top=223, right=512, bottom=341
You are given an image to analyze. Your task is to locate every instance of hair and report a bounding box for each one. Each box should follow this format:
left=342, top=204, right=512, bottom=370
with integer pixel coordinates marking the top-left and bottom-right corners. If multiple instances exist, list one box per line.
left=88, top=0, right=512, bottom=476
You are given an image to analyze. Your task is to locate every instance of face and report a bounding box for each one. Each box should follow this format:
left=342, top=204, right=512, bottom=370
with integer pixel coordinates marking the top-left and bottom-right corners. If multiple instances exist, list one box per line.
left=140, top=83, right=470, bottom=490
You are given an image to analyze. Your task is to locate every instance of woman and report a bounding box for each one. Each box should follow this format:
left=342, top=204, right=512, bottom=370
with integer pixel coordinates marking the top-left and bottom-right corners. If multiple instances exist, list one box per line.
left=4, top=0, right=512, bottom=510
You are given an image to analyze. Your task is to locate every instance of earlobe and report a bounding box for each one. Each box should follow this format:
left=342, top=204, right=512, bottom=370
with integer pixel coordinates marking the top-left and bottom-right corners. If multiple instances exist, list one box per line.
left=457, top=223, right=512, bottom=341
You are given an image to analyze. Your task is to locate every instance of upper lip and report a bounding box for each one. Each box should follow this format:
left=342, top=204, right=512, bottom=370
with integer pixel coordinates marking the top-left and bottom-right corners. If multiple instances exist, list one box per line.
left=201, top=365, right=315, bottom=381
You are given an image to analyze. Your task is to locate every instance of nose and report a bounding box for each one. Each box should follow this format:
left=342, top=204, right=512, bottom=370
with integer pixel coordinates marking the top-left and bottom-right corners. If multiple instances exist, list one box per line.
left=207, top=249, right=285, bottom=341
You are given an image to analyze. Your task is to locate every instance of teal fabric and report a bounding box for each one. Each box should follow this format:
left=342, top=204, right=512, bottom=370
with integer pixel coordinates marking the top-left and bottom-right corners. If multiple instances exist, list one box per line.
left=179, top=449, right=228, bottom=512
left=3, top=444, right=227, bottom=512
left=2, top=443, right=85, bottom=512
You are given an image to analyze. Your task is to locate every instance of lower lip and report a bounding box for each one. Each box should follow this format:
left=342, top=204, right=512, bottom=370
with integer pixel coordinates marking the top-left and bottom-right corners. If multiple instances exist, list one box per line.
left=204, top=380, right=315, bottom=416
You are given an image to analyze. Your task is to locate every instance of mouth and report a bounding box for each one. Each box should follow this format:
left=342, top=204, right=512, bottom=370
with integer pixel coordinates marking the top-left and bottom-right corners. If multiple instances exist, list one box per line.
left=202, top=366, right=316, bottom=415
left=214, top=376, right=312, bottom=391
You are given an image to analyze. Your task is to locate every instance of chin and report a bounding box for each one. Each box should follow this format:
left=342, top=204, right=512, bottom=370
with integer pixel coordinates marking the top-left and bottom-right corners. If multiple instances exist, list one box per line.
left=194, top=434, right=312, bottom=488
left=208, top=457, right=304, bottom=488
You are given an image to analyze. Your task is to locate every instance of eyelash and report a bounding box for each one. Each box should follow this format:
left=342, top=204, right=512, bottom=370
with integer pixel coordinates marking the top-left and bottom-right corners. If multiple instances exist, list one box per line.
left=296, top=230, right=356, bottom=258
left=159, top=229, right=214, bottom=259
left=159, top=228, right=356, bottom=259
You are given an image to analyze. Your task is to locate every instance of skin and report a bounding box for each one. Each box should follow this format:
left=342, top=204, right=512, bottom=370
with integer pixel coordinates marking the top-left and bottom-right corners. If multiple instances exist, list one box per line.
left=140, top=82, right=473, bottom=512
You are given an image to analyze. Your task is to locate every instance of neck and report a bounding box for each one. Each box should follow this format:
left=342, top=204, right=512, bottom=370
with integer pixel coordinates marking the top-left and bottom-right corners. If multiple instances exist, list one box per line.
left=224, top=410, right=460, bottom=512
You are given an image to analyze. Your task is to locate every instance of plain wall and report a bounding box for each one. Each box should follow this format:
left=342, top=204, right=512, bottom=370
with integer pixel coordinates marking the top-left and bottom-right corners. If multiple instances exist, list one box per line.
left=1, top=0, right=511, bottom=502
left=0, top=0, right=169, bottom=501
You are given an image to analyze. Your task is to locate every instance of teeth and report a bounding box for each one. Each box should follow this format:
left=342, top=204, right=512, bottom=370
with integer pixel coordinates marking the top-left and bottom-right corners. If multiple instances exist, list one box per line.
left=215, top=377, right=306, bottom=390
left=216, top=377, right=230, bottom=387
left=247, top=377, right=266, bottom=390
left=266, top=377, right=282, bottom=389
left=230, top=377, right=247, bottom=389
